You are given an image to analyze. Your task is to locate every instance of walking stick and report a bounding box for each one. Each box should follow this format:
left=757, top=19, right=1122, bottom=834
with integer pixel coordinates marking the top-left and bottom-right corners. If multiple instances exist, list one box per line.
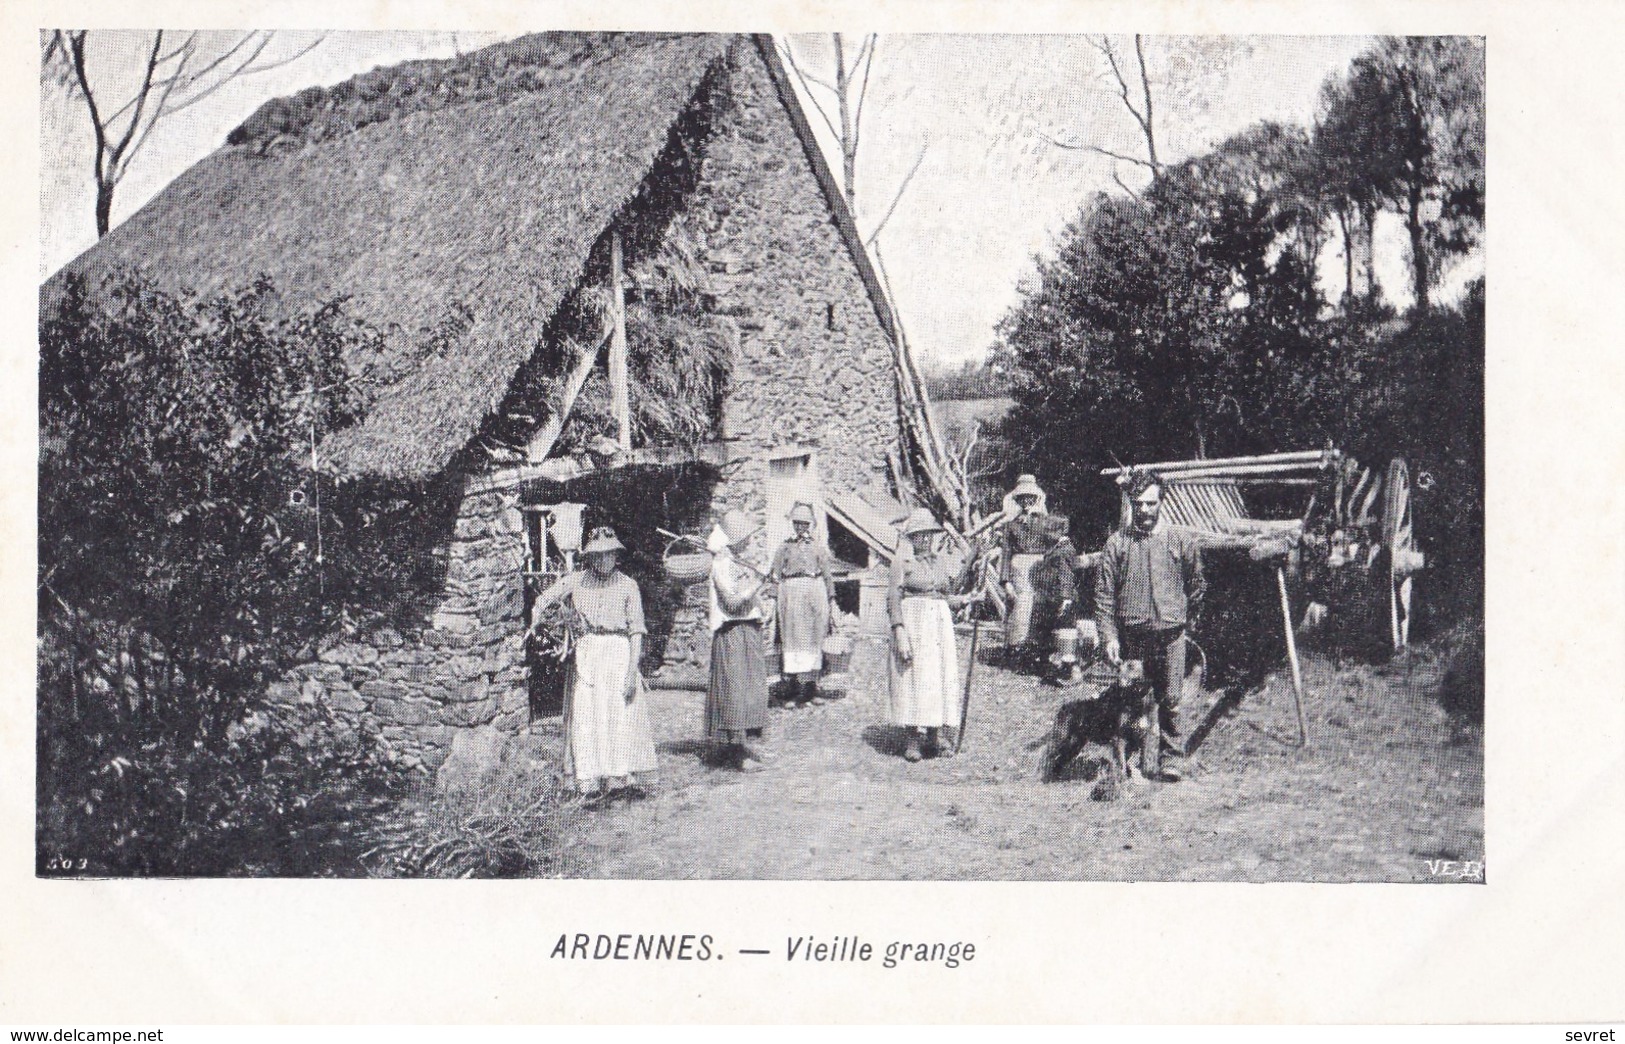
left=955, top=602, right=983, bottom=754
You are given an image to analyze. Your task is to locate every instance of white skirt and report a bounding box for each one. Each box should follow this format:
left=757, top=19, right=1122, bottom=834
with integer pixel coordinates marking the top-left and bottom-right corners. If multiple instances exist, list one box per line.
left=563, top=634, right=658, bottom=785
left=889, top=597, right=961, bottom=728
left=778, top=576, right=829, bottom=676
left=1006, top=552, right=1042, bottom=646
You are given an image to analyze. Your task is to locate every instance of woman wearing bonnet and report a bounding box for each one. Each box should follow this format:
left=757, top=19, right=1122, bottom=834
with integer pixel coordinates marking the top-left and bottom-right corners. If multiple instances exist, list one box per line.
left=705, top=509, right=772, bottom=772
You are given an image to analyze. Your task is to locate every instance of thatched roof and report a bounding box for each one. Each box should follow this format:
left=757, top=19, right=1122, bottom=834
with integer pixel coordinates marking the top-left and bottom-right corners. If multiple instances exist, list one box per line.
left=44, top=33, right=738, bottom=482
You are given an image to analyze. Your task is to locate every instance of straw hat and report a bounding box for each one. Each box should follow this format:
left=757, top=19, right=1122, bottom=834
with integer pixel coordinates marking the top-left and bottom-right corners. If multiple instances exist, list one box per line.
left=899, top=508, right=944, bottom=537
left=1010, top=474, right=1045, bottom=500
left=581, top=526, right=625, bottom=555
left=788, top=502, right=816, bottom=524
left=719, top=509, right=759, bottom=547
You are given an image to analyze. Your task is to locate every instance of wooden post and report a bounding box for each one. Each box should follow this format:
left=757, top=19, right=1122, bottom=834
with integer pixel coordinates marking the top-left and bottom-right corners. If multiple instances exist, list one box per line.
left=1276, top=565, right=1309, bottom=747
left=609, top=229, right=631, bottom=452
left=526, top=332, right=607, bottom=463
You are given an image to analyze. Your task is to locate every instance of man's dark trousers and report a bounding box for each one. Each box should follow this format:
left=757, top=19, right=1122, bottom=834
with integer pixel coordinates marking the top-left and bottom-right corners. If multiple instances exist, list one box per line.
left=1120, top=623, right=1186, bottom=751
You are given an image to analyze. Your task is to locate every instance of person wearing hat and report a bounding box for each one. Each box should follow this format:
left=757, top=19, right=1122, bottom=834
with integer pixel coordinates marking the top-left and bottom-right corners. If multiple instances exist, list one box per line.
left=888, top=508, right=974, bottom=762
left=999, top=473, right=1057, bottom=653
left=527, top=525, right=658, bottom=798
left=705, top=508, right=771, bottom=771
left=769, top=502, right=839, bottom=707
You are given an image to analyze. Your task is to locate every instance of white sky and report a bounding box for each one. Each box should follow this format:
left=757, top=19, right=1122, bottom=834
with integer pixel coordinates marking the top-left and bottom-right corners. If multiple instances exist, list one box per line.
left=40, top=31, right=1463, bottom=365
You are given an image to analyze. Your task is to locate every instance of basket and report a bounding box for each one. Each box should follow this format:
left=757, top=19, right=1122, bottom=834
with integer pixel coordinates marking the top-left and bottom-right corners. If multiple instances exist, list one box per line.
left=663, top=551, right=712, bottom=584
left=661, top=534, right=713, bottom=585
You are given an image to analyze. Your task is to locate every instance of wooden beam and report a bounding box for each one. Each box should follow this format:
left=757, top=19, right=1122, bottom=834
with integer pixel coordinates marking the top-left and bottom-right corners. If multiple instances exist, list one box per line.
left=1276, top=566, right=1309, bottom=747
left=525, top=332, right=607, bottom=464
left=1100, top=450, right=1332, bottom=476
left=609, top=228, right=631, bottom=452
left=1108, top=460, right=1332, bottom=483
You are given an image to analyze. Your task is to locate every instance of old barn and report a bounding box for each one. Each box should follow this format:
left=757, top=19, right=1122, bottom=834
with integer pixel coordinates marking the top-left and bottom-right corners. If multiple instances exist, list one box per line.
left=45, top=32, right=932, bottom=772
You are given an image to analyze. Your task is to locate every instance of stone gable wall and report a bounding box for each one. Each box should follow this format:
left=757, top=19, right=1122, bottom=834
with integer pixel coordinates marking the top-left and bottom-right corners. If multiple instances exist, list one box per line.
left=652, top=48, right=903, bottom=678
left=269, top=46, right=901, bottom=765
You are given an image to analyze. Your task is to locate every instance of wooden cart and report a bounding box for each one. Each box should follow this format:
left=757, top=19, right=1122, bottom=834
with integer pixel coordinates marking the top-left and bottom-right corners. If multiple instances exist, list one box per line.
left=1099, top=449, right=1427, bottom=746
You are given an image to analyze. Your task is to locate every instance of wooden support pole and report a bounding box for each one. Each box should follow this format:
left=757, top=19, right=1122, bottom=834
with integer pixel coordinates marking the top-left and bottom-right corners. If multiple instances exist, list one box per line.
left=526, top=331, right=607, bottom=463
left=609, top=228, right=630, bottom=453
left=1100, top=450, right=1331, bottom=476
left=1276, top=565, right=1308, bottom=747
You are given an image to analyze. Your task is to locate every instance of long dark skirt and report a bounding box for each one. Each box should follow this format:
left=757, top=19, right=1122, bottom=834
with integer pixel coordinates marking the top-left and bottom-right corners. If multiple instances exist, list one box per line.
left=706, top=620, right=768, bottom=738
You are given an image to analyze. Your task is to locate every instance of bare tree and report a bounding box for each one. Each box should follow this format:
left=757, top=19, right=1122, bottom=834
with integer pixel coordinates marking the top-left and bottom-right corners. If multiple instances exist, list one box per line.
left=42, top=30, right=325, bottom=237
left=1039, top=35, right=1256, bottom=200
left=1040, top=34, right=1160, bottom=197
left=778, top=34, right=873, bottom=205
left=777, top=34, right=928, bottom=245
left=776, top=34, right=966, bottom=530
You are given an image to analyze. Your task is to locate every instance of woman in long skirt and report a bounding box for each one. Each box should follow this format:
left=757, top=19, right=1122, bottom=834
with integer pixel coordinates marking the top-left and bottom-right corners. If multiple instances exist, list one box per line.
left=528, top=525, right=657, bottom=797
left=770, top=501, right=838, bottom=706
left=999, top=473, right=1051, bottom=651
left=889, top=509, right=973, bottom=762
left=706, top=508, right=771, bottom=772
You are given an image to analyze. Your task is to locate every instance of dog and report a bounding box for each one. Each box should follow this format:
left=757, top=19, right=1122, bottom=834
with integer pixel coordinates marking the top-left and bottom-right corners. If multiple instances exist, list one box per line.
left=1042, top=680, right=1153, bottom=801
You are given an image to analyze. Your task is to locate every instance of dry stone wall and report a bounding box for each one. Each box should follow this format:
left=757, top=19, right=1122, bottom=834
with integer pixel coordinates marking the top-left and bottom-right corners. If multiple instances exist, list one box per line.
left=267, top=483, right=530, bottom=771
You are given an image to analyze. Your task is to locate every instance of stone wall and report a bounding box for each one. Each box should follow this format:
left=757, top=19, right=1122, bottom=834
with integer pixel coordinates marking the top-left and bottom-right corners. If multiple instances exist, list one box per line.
left=704, top=49, right=901, bottom=501
left=648, top=47, right=905, bottom=677
left=267, top=44, right=905, bottom=759
left=268, top=482, right=530, bottom=771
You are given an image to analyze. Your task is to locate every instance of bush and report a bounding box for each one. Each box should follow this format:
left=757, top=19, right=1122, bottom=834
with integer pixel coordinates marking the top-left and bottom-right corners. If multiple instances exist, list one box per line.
left=37, top=271, right=434, bottom=875
left=36, top=698, right=409, bottom=877
left=357, top=759, right=581, bottom=878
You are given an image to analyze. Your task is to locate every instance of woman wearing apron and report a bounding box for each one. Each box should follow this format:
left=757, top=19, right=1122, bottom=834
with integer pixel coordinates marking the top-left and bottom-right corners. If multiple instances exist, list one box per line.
left=528, top=526, right=658, bottom=797
left=1000, top=473, right=1052, bottom=653
left=888, top=509, right=973, bottom=762
left=769, top=502, right=838, bottom=707
left=705, top=509, right=771, bottom=772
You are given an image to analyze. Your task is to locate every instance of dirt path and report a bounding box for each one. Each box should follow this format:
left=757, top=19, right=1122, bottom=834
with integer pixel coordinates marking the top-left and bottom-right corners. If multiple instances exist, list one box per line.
left=552, top=638, right=1483, bottom=881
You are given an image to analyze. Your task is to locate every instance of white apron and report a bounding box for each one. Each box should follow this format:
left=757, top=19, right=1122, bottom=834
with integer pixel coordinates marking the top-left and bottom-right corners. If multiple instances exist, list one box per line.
left=888, top=596, right=962, bottom=728
left=563, top=633, right=658, bottom=785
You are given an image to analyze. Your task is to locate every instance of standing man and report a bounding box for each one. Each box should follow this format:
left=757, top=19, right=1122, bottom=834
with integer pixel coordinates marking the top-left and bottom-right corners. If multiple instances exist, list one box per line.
left=770, top=502, right=839, bottom=707
left=1000, top=473, right=1055, bottom=654
left=1094, top=470, right=1206, bottom=781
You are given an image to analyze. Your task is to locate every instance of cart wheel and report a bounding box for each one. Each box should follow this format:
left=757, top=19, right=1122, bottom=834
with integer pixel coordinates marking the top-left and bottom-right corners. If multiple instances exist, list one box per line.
left=1382, top=458, right=1419, bottom=651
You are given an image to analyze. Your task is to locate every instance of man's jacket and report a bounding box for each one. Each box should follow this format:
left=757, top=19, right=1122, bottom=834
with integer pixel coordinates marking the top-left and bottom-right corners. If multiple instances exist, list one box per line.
left=1093, top=521, right=1206, bottom=645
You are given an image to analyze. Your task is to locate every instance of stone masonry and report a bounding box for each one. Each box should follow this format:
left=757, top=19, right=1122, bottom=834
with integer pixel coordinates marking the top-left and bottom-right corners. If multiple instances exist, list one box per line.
left=647, top=47, right=903, bottom=678
left=267, top=483, right=530, bottom=772
left=268, top=43, right=903, bottom=766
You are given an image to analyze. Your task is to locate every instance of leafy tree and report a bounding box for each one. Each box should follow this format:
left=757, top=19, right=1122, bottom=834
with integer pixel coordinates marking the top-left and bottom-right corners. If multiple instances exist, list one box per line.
left=995, top=121, right=1331, bottom=529
left=1314, top=36, right=1484, bottom=309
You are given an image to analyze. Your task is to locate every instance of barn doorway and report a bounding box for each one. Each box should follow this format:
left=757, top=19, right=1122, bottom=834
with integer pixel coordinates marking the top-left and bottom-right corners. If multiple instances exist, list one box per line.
left=520, top=462, right=721, bottom=718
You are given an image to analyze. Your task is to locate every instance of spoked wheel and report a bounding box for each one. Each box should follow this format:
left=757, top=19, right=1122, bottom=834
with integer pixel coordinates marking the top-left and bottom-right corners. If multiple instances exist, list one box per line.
left=1381, top=458, right=1422, bottom=651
